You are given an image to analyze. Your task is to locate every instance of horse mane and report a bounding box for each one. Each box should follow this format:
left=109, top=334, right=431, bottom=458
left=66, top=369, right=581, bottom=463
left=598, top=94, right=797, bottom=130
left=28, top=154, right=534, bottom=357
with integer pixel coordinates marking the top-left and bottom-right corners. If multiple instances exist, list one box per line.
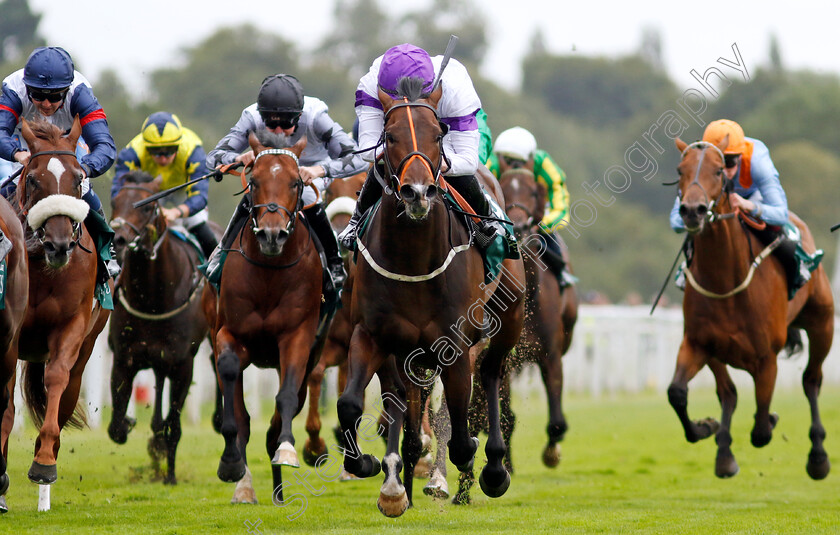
left=254, top=128, right=293, bottom=149
left=122, top=170, right=155, bottom=184
left=27, top=119, right=63, bottom=145
left=395, top=76, right=431, bottom=102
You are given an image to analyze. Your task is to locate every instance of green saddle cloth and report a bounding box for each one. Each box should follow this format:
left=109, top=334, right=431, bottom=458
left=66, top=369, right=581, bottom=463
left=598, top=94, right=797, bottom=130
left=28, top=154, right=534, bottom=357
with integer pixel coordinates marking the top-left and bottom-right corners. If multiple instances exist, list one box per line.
left=86, top=209, right=114, bottom=310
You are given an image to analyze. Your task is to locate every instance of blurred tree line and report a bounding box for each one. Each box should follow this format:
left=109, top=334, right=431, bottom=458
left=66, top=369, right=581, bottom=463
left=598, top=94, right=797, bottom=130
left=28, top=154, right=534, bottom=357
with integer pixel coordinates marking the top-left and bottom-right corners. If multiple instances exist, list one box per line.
left=5, top=0, right=840, bottom=304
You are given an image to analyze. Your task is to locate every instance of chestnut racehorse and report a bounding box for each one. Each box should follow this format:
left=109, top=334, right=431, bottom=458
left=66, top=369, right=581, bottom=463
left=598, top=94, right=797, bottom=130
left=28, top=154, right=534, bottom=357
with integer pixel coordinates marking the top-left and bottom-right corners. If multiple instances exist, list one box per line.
left=14, top=119, right=111, bottom=495
left=336, top=78, right=525, bottom=517
left=669, top=137, right=833, bottom=478
left=108, top=171, right=210, bottom=484
left=204, top=135, right=325, bottom=504
left=0, top=195, right=29, bottom=513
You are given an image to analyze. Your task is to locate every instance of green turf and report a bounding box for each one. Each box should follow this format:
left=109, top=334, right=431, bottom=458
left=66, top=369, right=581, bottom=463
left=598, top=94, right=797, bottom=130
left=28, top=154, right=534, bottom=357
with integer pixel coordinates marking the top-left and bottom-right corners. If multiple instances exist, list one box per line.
left=4, top=382, right=840, bottom=534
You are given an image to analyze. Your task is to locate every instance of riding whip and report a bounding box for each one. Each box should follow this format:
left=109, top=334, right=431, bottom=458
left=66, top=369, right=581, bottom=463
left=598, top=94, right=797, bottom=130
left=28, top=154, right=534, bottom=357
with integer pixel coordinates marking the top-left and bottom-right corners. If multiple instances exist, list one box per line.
left=431, top=35, right=459, bottom=92
left=650, top=235, right=690, bottom=315
left=133, top=162, right=242, bottom=208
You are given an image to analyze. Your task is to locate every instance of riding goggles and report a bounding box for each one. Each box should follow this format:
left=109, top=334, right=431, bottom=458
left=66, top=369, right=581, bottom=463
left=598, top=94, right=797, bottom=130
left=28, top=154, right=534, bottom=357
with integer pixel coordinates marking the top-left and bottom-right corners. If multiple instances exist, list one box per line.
left=27, top=86, right=69, bottom=103
left=724, top=154, right=741, bottom=169
left=148, top=146, right=178, bottom=158
left=262, top=112, right=301, bottom=130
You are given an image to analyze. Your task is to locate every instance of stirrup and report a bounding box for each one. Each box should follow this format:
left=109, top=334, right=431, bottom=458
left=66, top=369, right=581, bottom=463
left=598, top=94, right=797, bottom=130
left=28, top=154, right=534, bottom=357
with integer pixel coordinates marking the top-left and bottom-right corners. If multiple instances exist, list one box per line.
left=338, top=216, right=360, bottom=251
left=473, top=219, right=503, bottom=250
left=328, top=259, right=347, bottom=289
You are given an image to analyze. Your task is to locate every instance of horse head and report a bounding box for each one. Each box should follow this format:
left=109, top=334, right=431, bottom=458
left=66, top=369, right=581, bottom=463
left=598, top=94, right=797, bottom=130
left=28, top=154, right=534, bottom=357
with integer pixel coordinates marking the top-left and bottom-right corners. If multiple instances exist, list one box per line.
left=675, top=135, right=730, bottom=235
left=247, top=133, right=307, bottom=257
left=19, top=117, right=88, bottom=268
left=378, top=78, right=444, bottom=220
left=499, top=168, right=547, bottom=238
left=110, top=172, right=166, bottom=263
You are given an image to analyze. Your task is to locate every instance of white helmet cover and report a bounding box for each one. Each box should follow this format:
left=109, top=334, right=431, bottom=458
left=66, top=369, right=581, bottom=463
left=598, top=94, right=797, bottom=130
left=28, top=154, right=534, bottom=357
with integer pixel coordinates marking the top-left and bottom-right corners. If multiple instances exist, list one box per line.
left=493, top=126, right=537, bottom=161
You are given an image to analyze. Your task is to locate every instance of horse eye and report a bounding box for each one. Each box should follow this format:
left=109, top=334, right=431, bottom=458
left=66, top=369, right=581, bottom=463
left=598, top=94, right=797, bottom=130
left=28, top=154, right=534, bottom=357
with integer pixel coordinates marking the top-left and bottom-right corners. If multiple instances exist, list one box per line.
left=385, top=132, right=395, bottom=143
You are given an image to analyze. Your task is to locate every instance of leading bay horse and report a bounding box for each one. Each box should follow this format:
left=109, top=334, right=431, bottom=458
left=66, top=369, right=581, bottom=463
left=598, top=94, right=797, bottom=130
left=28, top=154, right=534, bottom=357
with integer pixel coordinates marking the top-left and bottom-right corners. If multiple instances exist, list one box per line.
left=669, top=137, right=833, bottom=478
left=14, top=118, right=110, bottom=498
left=108, top=171, right=210, bottom=484
left=0, top=194, right=29, bottom=513
left=204, top=135, right=325, bottom=504
left=337, top=78, right=525, bottom=517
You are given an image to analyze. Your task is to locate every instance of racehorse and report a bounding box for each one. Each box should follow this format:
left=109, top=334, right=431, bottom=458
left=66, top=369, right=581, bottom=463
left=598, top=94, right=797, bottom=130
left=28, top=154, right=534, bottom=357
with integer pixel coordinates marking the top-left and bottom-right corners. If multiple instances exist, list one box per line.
left=108, top=171, right=210, bottom=484
left=669, top=137, right=833, bottom=479
left=13, top=118, right=111, bottom=497
left=0, top=195, right=29, bottom=513
left=203, top=135, right=326, bottom=504
left=336, top=78, right=525, bottom=517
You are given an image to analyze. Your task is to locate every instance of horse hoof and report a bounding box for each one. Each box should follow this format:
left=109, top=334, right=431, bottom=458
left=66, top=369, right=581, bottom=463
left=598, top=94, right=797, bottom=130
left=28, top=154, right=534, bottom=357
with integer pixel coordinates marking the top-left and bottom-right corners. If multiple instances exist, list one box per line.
left=303, top=438, right=327, bottom=467
left=479, top=468, right=510, bottom=498
left=807, top=450, right=831, bottom=480
left=420, top=432, right=432, bottom=456
left=451, top=491, right=470, bottom=506
left=271, top=442, right=300, bottom=468
left=414, top=453, right=433, bottom=479
left=217, top=457, right=246, bottom=482
left=339, top=469, right=360, bottom=481
left=423, top=469, right=449, bottom=499
left=455, top=437, right=480, bottom=472
left=542, top=443, right=561, bottom=468
left=377, top=489, right=409, bottom=518
left=715, top=452, right=739, bottom=479
left=28, top=462, right=57, bottom=484
left=0, top=473, right=8, bottom=496
left=0, top=495, right=7, bottom=514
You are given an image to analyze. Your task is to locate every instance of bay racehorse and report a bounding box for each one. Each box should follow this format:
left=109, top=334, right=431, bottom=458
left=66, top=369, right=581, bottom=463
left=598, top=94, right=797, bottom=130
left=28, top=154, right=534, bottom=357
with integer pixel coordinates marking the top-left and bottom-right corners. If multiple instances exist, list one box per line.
left=337, top=78, right=525, bottom=517
left=108, top=171, right=210, bottom=484
left=14, top=118, right=111, bottom=495
left=669, top=137, right=833, bottom=478
left=0, top=194, right=29, bottom=513
left=203, top=135, right=326, bottom=504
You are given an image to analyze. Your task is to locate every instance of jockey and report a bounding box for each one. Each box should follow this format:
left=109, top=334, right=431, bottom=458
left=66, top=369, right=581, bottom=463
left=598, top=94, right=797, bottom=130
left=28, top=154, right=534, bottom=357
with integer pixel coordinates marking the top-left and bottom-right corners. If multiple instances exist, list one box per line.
left=486, top=126, right=574, bottom=287
left=206, top=73, right=367, bottom=291
left=339, top=43, right=504, bottom=251
left=0, top=46, right=119, bottom=281
left=112, top=111, right=217, bottom=258
left=670, top=119, right=812, bottom=295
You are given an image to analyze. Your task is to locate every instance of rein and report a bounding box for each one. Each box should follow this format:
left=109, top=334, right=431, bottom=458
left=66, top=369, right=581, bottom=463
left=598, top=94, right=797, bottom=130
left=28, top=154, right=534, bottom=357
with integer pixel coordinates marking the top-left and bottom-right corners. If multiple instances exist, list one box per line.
left=19, top=149, right=86, bottom=245
left=117, top=277, right=205, bottom=321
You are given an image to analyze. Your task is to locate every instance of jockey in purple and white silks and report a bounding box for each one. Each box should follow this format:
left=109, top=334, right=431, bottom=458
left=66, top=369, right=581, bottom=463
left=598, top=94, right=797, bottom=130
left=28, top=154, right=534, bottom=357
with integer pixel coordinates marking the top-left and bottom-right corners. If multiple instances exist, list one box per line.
left=338, top=43, right=505, bottom=251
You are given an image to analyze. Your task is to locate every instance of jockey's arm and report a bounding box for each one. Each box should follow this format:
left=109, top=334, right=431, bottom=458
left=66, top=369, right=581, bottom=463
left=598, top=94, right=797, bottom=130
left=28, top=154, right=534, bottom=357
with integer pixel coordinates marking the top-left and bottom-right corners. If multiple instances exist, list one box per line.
left=111, top=145, right=141, bottom=200
left=311, top=108, right=368, bottom=180
left=743, top=141, right=788, bottom=227
left=206, top=107, right=256, bottom=169
left=0, top=87, right=23, bottom=163
left=536, top=152, right=571, bottom=229
left=70, top=84, right=116, bottom=177
left=181, top=145, right=210, bottom=216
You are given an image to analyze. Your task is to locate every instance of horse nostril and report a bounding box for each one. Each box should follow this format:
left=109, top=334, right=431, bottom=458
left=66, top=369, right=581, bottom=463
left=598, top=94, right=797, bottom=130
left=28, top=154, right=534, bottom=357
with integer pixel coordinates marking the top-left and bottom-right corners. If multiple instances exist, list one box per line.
left=696, top=204, right=707, bottom=216
left=400, top=186, right=417, bottom=202
left=425, top=185, right=438, bottom=199
left=679, top=204, right=688, bottom=217
left=67, top=241, right=76, bottom=252
left=43, top=242, right=55, bottom=254
left=114, top=236, right=127, bottom=248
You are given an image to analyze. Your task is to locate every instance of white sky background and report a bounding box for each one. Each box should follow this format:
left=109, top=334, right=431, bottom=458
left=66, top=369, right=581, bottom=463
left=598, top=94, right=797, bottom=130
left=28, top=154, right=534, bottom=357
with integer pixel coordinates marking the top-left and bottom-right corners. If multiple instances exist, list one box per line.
left=28, top=0, right=840, bottom=99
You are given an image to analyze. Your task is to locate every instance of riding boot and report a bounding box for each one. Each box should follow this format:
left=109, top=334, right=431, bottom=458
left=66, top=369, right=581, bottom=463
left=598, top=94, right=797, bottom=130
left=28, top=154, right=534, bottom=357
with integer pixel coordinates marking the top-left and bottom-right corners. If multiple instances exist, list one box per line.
left=190, top=221, right=219, bottom=259
left=93, top=206, right=121, bottom=284
left=303, top=203, right=346, bottom=290
left=337, top=165, right=382, bottom=250
left=537, top=231, right=574, bottom=288
left=446, top=174, right=504, bottom=249
left=773, top=236, right=811, bottom=299
left=204, top=195, right=251, bottom=280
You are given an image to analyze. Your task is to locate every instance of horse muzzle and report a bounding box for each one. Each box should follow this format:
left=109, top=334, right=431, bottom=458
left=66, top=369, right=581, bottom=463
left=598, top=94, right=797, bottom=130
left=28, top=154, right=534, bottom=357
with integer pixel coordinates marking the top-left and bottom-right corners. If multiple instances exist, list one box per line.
left=679, top=201, right=708, bottom=234
left=254, top=227, right=290, bottom=256
left=399, top=184, right=437, bottom=220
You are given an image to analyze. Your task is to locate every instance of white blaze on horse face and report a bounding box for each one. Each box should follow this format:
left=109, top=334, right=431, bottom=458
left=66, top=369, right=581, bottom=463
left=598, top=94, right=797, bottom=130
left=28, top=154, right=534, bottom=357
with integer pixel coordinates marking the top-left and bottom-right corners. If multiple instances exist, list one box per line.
left=46, top=157, right=67, bottom=189
left=270, top=163, right=283, bottom=176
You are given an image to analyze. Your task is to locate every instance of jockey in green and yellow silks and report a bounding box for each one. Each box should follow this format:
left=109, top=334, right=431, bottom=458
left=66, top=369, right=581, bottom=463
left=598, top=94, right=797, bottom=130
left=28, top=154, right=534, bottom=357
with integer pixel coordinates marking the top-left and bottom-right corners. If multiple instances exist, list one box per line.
left=486, top=126, right=574, bottom=287
left=112, top=111, right=217, bottom=257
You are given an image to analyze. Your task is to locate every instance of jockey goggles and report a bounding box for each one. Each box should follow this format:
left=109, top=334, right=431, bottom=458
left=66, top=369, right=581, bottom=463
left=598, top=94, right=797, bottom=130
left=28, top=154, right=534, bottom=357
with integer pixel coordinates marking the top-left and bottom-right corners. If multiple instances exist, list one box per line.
left=724, top=154, right=741, bottom=169
left=148, top=146, right=178, bottom=158
left=27, top=86, right=69, bottom=103
left=261, top=112, right=301, bottom=130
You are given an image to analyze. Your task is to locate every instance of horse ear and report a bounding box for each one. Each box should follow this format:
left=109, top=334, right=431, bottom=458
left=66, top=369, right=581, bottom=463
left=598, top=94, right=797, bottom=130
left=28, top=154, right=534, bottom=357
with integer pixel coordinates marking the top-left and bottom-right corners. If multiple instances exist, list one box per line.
left=716, top=134, right=730, bottom=153
left=248, top=131, right=264, bottom=155
left=675, top=137, right=688, bottom=153
left=66, top=115, right=82, bottom=147
left=20, top=118, right=38, bottom=152
left=426, top=83, right=443, bottom=108
left=378, top=87, right=396, bottom=114
left=290, top=136, right=307, bottom=157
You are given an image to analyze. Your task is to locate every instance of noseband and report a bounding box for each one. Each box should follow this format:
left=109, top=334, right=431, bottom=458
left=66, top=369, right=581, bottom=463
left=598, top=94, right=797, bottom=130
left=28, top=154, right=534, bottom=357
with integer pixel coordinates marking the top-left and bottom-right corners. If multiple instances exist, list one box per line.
left=248, top=148, right=304, bottom=236
left=500, top=168, right=540, bottom=232
left=380, top=99, right=447, bottom=199
left=21, top=149, right=85, bottom=243
left=679, top=141, right=734, bottom=224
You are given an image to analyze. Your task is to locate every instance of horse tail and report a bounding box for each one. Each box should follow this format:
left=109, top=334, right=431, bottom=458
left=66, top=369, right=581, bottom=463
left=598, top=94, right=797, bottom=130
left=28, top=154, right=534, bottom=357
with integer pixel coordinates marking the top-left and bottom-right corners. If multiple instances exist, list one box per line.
left=23, top=362, right=88, bottom=430
left=784, top=326, right=804, bottom=359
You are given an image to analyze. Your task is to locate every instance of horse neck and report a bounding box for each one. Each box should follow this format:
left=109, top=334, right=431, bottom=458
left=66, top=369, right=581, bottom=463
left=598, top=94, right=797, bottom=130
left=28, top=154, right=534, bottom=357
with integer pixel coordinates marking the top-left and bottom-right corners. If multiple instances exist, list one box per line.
left=373, top=193, right=454, bottom=270
left=690, top=216, right=753, bottom=285
left=122, top=230, right=189, bottom=302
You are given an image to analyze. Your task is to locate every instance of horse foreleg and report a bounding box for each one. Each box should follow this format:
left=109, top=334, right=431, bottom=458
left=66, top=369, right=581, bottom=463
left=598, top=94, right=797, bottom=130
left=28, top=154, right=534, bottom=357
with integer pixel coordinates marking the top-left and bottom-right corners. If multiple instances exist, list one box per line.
left=539, top=346, right=566, bottom=468
left=270, top=334, right=314, bottom=469
left=477, top=345, right=511, bottom=499
left=148, top=370, right=167, bottom=479
left=230, top=374, right=256, bottom=504
left=750, top=357, right=778, bottom=449
left=0, top=360, right=14, bottom=499
left=708, top=360, right=739, bottom=478
left=215, top=330, right=247, bottom=483
left=107, top=360, right=138, bottom=444
left=803, top=334, right=831, bottom=480
left=667, top=339, right=718, bottom=443
left=303, top=361, right=327, bottom=467
left=450, top=354, right=481, bottom=506
left=499, top=373, right=515, bottom=474
left=424, top=391, right=450, bottom=499
left=162, top=360, right=193, bottom=486
left=336, top=325, right=383, bottom=478
left=376, top=359, right=409, bottom=517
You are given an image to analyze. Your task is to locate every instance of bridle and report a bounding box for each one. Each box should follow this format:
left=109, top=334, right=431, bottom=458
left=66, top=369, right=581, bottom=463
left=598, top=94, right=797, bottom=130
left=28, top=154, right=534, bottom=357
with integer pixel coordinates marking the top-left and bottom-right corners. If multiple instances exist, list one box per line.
left=378, top=98, right=448, bottom=200
left=500, top=168, right=540, bottom=233
left=20, top=149, right=84, bottom=244
left=110, top=185, right=166, bottom=259
left=676, top=141, right=735, bottom=225
left=248, top=148, right=304, bottom=237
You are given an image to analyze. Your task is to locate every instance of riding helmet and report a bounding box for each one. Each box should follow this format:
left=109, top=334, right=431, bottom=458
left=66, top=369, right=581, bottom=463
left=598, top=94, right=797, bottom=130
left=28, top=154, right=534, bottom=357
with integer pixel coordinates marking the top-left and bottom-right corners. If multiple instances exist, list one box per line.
left=377, top=44, right=435, bottom=97
left=257, top=74, right=304, bottom=114
left=23, top=47, right=75, bottom=90
left=703, top=119, right=747, bottom=154
left=141, top=112, right=183, bottom=147
left=494, top=126, right=537, bottom=162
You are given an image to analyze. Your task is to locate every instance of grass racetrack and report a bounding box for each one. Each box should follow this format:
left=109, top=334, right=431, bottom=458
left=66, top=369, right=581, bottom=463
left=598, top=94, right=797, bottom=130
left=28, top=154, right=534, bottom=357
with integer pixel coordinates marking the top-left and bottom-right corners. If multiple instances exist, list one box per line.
left=5, top=381, right=840, bottom=534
